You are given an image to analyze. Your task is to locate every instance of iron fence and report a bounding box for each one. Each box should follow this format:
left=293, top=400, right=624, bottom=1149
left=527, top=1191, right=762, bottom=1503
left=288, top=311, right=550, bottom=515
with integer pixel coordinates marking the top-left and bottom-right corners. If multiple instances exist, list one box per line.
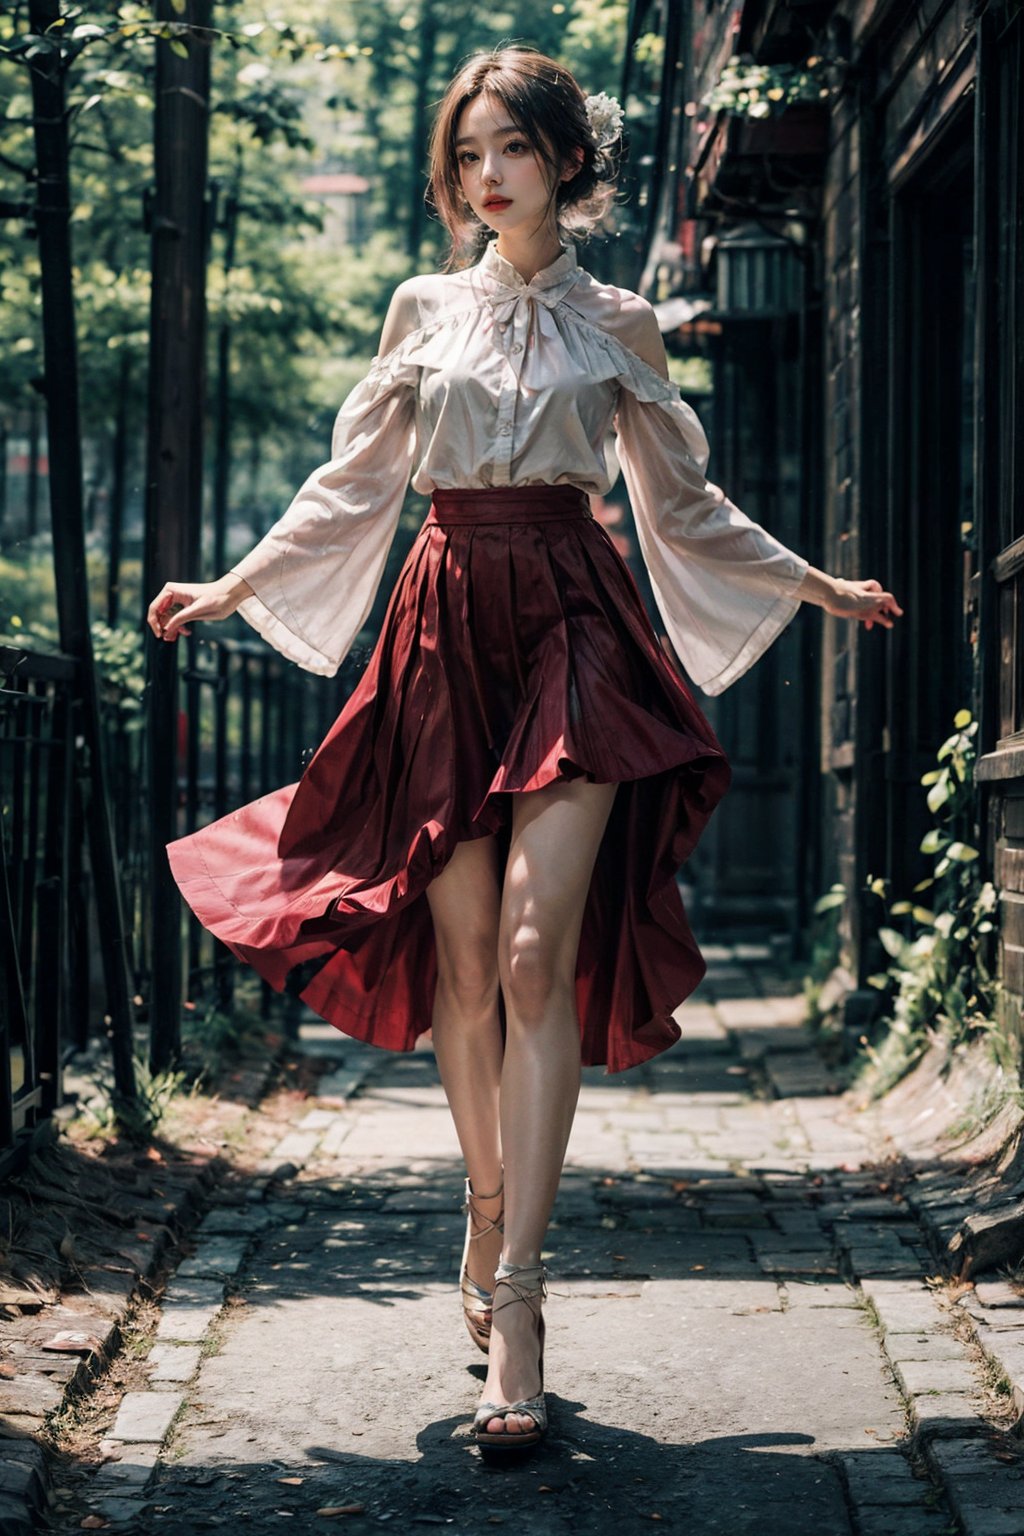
left=0, top=632, right=365, bottom=1168
left=0, top=646, right=77, bottom=1162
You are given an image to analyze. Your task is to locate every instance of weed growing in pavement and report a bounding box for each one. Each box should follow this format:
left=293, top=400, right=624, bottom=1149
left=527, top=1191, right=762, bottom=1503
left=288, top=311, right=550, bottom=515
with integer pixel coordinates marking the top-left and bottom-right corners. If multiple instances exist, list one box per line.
left=79, top=989, right=280, bottom=1143
left=199, top=1326, right=225, bottom=1360
left=181, top=991, right=281, bottom=1082
left=80, top=1053, right=192, bottom=1143
left=801, top=881, right=848, bottom=1028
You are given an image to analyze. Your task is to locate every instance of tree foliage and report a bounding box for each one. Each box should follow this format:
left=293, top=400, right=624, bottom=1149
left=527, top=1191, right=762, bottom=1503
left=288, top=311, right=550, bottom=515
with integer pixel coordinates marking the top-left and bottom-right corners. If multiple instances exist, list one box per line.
left=0, top=0, right=627, bottom=612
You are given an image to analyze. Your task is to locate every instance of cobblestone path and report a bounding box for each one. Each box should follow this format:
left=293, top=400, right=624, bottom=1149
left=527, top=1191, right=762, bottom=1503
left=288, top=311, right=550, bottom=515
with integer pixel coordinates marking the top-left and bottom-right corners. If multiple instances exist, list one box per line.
left=50, top=953, right=1023, bottom=1536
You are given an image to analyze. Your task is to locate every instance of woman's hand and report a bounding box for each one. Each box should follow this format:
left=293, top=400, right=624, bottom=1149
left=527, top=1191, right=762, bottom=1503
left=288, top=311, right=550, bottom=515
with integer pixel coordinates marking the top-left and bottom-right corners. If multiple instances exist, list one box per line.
left=824, top=576, right=904, bottom=631
left=146, top=573, right=255, bottom=643
left=797, top=567, right=904, bottom=631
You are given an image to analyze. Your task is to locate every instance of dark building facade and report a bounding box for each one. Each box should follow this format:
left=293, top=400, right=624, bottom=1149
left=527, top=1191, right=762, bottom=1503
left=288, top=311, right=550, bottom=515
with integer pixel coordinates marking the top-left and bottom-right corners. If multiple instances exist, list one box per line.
left=621, top=0, right=1024, bottom=1030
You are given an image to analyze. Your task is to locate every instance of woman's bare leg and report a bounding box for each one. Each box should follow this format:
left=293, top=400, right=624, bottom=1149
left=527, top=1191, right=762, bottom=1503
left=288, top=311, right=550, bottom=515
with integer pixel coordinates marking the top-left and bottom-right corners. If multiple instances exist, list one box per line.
left=481, top=777, right=619, bottom=1435
left=425, top=835, right=505, bottom=1291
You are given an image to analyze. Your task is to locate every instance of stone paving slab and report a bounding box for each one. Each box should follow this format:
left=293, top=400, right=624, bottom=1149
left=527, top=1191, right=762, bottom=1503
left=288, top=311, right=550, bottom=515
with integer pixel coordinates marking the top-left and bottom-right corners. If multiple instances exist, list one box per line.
left=96, top=1440, right=164, bottom=1484
left=109, top=1391, right=183, bottom=1444
left=147, top=1344, right=202, bottom=1384
left=37, top=954, right=1024, bottom=1535
left=893, top=1357, right=981, bottom=1396
left=153, top=1301, right=223, bottom=1343
left=175, top=1236, right=248, bottom=1278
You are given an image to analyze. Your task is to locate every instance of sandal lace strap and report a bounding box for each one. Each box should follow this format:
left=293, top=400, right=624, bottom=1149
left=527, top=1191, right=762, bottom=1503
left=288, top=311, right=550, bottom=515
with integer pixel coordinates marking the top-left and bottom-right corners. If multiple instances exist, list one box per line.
left=462, top=1176, right=505, bottom=1239
left=491, top=1260, right=547, bottom=1314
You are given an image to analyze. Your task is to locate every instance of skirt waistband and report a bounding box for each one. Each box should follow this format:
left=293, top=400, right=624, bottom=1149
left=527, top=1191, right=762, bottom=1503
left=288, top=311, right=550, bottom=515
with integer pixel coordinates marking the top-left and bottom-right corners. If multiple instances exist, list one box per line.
left=427, top=485, right=593, bottom=525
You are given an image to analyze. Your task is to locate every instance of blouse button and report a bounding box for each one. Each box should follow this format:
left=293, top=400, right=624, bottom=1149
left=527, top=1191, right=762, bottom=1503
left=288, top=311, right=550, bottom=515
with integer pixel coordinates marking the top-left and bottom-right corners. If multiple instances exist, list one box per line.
left=510, top=343, right=523, bottom=354
left=498, top=423, right=512, bottom=435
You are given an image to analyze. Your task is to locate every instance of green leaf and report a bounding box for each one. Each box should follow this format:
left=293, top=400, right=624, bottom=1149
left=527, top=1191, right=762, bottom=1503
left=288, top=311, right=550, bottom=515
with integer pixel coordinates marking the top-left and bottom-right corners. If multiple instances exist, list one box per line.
left=912, top=877, right=935, bottom=893
left=879, top=927, right=905, bottom=959
left=921, top=769, right=943, bottom=785
left=927, top=780, right=951, bottom=814
left=890, top=900, right=913, bottom=916
left=168, top=37, right=189, bottom=58
left=953, top=708, right=972, bottom=728
left=920, top=829, right=949, bottom=855
left=911, top=906, right=936, bottom=925
left=946, top=842, right=979, bottom=862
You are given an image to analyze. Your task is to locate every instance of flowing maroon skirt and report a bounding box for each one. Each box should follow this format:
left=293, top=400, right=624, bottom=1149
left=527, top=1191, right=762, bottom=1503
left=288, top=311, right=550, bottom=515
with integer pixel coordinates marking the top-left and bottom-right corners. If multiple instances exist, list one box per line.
left=166, top=484, right=732, bottom=1073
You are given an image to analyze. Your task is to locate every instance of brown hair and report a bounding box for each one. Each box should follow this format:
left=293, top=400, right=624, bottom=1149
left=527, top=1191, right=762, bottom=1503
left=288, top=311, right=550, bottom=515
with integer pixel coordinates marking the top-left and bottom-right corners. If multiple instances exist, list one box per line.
left=426, top=45, right=620, bottom=270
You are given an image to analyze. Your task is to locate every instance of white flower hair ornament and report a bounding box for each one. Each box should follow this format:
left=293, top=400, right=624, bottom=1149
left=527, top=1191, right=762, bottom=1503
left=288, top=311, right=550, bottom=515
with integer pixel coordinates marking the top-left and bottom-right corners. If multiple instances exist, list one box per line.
left=584, top=91, right=625, bottom=146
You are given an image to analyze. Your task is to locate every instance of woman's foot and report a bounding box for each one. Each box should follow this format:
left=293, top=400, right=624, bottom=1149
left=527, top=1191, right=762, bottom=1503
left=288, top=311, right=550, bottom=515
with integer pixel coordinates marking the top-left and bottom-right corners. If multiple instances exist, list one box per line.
left=476, top=1261, right=546, bottom=1438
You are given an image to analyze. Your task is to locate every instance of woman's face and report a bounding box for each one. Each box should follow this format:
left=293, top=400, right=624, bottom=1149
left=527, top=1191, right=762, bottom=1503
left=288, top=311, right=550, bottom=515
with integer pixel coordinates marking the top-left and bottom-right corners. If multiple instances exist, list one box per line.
left=455, top=93, right=561, bottom=240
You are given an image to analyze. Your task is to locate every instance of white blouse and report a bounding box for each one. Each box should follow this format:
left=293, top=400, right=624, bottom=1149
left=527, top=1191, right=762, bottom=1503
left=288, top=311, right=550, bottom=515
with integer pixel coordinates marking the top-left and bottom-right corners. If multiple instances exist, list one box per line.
left=228, top=239, right=809, bottom=695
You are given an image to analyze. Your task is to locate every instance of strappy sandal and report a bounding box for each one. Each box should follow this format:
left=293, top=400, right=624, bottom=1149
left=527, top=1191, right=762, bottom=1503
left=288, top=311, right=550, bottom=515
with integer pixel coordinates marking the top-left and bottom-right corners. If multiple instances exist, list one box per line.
left=460, top=1175, right=504, bottom=1353
left=471, top=1260, right=548, bottom=1453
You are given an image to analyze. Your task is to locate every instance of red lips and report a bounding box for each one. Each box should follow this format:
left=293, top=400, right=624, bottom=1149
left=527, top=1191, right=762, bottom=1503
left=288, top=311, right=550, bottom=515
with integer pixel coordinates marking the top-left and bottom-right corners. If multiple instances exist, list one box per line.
left=484, top=198, right=512, bottom=209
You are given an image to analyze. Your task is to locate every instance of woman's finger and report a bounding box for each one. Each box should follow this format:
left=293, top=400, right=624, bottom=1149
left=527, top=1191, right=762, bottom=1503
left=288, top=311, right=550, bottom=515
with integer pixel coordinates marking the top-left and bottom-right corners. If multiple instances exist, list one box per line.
left=156, top=591, right=196, bottom=640
left=149, top=585, right=191, bottom=634
left=148, top=591, right=174, bottom=637
left=162, top=601, right=196, bottom=640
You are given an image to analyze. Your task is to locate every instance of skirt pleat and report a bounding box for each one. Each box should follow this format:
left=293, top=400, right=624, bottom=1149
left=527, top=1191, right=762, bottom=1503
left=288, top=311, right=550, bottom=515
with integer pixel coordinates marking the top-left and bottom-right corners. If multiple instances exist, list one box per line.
left=166, top=484, right=732, bottom=1073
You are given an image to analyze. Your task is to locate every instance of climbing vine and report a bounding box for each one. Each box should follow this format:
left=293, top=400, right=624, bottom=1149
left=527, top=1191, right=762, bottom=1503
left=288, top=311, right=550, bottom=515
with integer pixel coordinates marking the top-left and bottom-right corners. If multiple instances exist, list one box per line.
left=859, top=711, right=1002, bottom=1093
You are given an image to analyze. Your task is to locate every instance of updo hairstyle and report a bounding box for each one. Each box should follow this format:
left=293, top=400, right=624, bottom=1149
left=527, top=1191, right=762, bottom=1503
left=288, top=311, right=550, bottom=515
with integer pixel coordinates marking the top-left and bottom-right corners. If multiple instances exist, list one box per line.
left=426, top=45, right=621, bottom=269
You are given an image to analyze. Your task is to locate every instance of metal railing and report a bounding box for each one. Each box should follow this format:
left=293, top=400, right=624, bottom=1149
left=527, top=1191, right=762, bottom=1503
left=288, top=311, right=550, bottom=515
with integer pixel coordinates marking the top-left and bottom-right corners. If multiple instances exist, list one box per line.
left=0, top=631, right=367, bottom=1166
left=0, top=646, right=77, bottom=1159
left=173, top=632, right=364, bottom=1014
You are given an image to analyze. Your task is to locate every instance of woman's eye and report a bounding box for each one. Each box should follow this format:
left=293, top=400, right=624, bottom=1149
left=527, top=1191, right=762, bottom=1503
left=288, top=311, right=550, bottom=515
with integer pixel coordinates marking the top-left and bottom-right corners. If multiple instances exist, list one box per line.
left=506, top=140, right=527, bottom=154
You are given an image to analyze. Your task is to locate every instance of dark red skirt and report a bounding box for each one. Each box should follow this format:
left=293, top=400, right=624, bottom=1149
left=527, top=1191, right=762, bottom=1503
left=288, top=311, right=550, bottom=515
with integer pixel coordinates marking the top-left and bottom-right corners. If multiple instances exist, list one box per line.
left=166, top=483, right=732, bottom=1073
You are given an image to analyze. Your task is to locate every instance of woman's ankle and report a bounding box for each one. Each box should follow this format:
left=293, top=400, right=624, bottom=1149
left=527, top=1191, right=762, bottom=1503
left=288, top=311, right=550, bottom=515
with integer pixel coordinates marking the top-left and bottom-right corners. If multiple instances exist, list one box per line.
left=498, top=1250, right=543, bottom=1269
left=467, top=1171, right=504, bottom=1201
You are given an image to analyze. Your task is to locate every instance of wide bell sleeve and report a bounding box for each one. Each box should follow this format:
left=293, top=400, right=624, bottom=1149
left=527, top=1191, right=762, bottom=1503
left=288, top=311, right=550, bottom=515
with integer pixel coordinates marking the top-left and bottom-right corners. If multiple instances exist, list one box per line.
left=227, top=320, right=419, bottom=677
left=607, top=334, right=809, bottom=697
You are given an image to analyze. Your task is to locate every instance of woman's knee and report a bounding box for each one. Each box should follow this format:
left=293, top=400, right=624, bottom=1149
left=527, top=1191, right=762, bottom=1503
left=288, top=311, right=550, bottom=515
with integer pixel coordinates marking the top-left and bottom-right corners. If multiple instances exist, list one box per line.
left=499, top=923, right=572, bottom=1024
left=426, top=836, right=501, bottom=1016
left=434, top=929, right=500, bottom=1015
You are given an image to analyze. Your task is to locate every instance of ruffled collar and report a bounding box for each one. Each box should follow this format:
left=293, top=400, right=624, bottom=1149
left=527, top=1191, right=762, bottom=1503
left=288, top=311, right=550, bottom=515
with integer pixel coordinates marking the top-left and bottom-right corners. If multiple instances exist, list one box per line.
left=478, top=239, right=579, bottom=292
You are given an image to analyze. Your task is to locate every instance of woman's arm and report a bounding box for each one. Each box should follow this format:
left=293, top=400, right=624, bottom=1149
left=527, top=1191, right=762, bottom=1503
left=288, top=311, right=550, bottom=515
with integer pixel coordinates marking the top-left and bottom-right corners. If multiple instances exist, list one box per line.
left=618, top=297, right=904, bottom=636
left=146, top=280, right=422, bottom=661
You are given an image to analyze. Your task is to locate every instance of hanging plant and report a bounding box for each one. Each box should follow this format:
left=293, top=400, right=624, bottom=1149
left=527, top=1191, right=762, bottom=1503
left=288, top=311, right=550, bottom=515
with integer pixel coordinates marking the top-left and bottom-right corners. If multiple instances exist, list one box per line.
left=702, top=54, right=835, bottom=120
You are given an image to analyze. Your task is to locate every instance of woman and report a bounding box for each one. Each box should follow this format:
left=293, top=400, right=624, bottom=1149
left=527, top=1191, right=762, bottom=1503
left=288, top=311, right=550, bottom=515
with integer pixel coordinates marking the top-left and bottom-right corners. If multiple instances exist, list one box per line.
left=146, top=46, right=902, bottom=1455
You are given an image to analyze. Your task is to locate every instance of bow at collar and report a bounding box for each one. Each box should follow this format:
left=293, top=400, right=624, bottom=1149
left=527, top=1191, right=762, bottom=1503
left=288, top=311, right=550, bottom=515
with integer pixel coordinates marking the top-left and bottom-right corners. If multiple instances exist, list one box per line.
left=478, top=241, right=582, bottom=360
